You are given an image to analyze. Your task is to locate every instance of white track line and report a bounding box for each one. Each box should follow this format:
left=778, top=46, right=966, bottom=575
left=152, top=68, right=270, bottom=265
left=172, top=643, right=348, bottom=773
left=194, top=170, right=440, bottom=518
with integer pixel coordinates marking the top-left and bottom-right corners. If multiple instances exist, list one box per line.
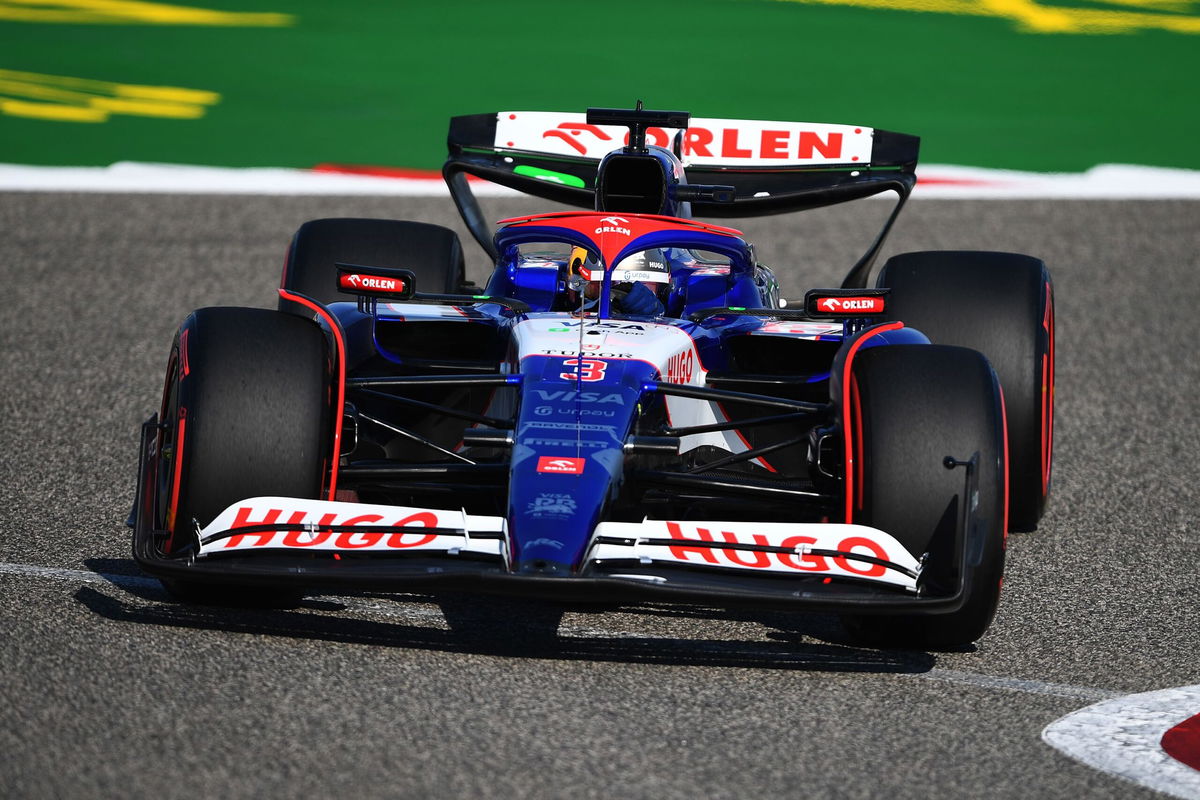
left=0, top=560, right=1124, bottom=701
left=0, top=162, right=518, bottom=196
left=912, top=669, right=1120, bottom=702
left=2, top=162, right=1200, bottom=198
left=0, top=561, right=159, bottom=589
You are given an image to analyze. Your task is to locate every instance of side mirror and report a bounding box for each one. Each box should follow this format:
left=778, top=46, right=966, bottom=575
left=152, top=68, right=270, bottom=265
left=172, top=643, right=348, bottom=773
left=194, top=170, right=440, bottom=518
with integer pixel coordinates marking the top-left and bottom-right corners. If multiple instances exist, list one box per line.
left=673, top=184, right=736, bottom=204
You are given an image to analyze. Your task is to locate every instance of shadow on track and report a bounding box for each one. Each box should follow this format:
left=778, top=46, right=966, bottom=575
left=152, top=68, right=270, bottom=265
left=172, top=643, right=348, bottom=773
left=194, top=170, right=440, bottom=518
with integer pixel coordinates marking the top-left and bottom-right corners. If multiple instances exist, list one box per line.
left=79, top=558, right=938, bottom=674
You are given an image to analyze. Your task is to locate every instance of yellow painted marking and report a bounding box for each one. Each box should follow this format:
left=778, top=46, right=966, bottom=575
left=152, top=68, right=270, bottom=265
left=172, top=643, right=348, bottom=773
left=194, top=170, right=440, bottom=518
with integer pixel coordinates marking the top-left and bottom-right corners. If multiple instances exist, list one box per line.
left=89, top=96, right=207, bottom=118
left=113, top=85, right=219, bottom=103
left=769, top=0, right=1200, bottom=34
left=1103, top=0, right=1194, bottom=9
left=0, top=69, right=219, bottom=104
left=0, top=69, right=219, bottom=122
left=0, top=0, right=292, bottom=26
left=0, top=99, right=108, bottom=121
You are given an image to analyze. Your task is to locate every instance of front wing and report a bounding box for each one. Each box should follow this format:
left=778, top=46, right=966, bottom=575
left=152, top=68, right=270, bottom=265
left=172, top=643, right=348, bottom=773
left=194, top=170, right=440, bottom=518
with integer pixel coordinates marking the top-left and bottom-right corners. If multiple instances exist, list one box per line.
left=131, top=418, right=981, bottom=616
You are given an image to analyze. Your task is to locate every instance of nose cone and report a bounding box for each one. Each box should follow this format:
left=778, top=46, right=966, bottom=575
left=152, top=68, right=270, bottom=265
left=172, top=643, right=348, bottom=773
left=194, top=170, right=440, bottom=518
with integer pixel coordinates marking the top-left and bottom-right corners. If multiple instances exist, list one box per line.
left=515, top=558, right=571, bottom=576
left=506, top=358, right=658, bottom=574
left=506, top=439, right=626, bottom=574
left=506, top=481, right=603, bottom=574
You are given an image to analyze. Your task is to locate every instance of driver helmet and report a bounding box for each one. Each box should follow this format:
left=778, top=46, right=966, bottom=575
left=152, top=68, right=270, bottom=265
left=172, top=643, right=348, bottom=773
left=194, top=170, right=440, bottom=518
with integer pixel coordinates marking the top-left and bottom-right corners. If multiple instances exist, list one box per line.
left=611, top=249, right=671, bottom=286
left=564, top=246, right=670, bottom=315
left=565, top=245, right=600, bottom=309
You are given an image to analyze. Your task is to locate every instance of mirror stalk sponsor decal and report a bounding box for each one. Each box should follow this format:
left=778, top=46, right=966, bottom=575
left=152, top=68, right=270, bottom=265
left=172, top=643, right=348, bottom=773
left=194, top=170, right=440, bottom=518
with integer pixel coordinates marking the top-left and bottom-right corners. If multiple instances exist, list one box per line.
left=804, top=288, right=889, bottom=318
left=335, top=264, right=416, bottom=300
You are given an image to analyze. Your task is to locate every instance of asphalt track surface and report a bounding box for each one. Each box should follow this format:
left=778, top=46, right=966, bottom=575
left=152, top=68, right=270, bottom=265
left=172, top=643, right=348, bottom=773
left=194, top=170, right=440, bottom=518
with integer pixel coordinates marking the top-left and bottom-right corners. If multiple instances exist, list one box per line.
left=1, top=192, right=1197, bottom=799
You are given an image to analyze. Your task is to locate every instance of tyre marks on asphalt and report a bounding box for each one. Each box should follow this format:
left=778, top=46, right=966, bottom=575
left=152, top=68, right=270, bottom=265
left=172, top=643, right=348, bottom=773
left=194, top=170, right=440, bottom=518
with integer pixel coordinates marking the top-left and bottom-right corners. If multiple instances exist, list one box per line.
left=1043, top=685, right=1200, bottom=800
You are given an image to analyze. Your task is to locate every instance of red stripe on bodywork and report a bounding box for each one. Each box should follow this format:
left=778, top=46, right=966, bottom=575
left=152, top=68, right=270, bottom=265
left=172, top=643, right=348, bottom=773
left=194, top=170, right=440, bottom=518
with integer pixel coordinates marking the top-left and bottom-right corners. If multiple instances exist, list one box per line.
left=1042, top=281, right=1055, bottom=495
left=165, top=411, right=186, bottom=550
left=841, top=321, right=904, bottom=523
left=851, top=372, right=863, bottom=512
left=1162, top=712, right=1200, bottom=772
left=278, top=289, right=346, bottom=500
left=157, top=347, right=182, bottom=552
left=999, top=385, right=1010, bottom=542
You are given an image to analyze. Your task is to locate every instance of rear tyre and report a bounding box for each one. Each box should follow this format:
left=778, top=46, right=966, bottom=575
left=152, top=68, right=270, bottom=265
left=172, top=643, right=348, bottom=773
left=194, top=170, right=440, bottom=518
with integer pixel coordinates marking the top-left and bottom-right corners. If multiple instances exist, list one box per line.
left=279, top=218, right=465, bottom=314
left=840, top=345, right=1007, bottom=649
left=155, top=307, right=331, bottom=605
left=877, top=251, right=1053, bottom=532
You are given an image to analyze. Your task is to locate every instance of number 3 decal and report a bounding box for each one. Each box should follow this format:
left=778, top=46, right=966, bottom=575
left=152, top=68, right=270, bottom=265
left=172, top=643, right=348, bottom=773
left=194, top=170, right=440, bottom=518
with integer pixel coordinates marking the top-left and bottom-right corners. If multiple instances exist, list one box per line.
left=559, top=358, right=607, bottom=382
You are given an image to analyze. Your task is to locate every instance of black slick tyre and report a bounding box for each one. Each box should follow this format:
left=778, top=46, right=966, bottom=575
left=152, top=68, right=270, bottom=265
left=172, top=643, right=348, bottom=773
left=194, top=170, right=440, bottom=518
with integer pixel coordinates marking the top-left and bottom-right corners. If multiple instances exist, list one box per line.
left=279, top=218, right=465, bottom=313
left=877, top=251, right=1053, bottom=532
left=155, top=306, right=331, bottom=604
left=840, top=345, right=1007, bottom=649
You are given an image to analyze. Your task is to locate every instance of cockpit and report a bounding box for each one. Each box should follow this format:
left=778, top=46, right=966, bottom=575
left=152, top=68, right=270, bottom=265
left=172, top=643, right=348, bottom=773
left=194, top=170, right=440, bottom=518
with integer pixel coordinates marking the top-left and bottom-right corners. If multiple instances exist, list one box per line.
left=483, top=213, right=768, bottom=318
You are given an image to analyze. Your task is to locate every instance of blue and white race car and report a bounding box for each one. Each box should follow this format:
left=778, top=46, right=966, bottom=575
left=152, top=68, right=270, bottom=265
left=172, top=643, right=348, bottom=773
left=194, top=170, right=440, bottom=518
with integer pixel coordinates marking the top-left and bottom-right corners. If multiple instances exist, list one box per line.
left=131, top=105, right=1055, bottom=647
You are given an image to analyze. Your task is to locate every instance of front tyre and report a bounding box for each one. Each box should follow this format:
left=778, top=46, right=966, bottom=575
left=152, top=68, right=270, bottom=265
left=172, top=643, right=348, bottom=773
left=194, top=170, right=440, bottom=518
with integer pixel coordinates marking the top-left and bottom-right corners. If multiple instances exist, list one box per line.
left=840, top=345, right=1007, bottom=649
left=155, top=307, right=332, bottom=604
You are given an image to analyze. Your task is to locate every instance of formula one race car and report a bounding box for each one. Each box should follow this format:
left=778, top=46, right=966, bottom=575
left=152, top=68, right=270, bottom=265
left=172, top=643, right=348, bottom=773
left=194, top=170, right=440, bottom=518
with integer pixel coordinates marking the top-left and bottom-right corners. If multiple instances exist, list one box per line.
left=131, top=105, right=1054, bottom=647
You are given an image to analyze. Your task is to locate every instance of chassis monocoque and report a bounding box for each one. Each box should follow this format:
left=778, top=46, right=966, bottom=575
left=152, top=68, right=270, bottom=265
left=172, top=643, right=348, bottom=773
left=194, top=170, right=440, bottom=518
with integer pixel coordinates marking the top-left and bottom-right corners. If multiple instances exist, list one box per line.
left=131, top=106, right=1055, bottom=647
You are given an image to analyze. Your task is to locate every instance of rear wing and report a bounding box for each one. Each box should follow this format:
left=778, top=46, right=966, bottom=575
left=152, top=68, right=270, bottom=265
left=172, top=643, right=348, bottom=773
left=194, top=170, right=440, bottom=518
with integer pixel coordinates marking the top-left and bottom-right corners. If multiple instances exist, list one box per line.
left=443, top=110, right=919, bottom=285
